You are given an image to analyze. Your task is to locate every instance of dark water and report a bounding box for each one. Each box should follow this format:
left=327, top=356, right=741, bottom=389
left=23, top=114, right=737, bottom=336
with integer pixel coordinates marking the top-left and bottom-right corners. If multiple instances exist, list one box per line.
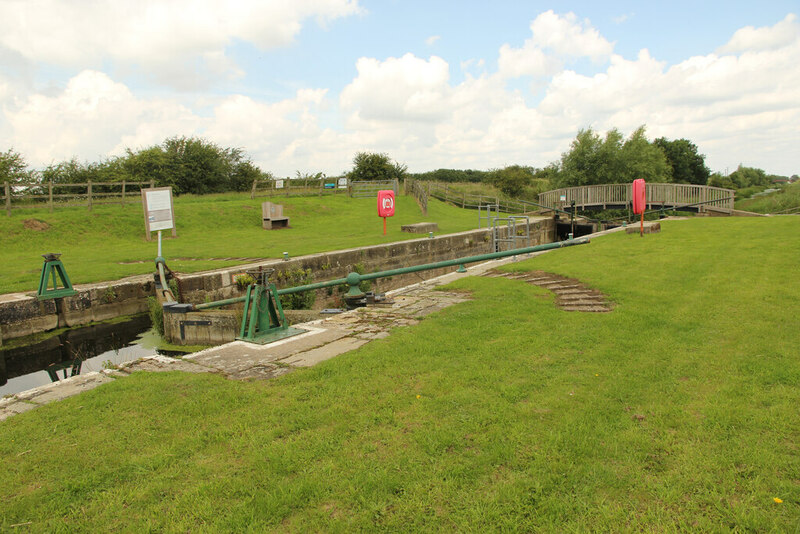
left=0, top=315, right=179, bottom=397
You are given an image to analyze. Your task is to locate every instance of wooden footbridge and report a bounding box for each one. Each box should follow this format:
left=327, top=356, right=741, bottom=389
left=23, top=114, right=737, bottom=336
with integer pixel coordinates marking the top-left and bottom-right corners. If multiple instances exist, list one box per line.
left=538, top=183, right=735, bottom=214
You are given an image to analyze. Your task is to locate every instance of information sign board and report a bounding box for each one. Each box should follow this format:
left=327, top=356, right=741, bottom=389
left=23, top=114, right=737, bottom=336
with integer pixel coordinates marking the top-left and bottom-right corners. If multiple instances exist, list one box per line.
left=141, top=187, right=177, bottom=241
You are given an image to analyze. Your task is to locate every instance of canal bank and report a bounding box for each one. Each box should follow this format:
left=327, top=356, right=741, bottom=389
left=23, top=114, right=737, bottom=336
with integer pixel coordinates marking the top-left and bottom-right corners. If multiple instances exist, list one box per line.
left=0, top=218, right=555, bottom=343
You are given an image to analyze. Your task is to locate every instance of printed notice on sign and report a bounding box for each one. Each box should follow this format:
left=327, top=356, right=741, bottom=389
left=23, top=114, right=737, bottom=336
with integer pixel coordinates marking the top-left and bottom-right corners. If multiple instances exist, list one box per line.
left=141, top=187, right=176, bottom=239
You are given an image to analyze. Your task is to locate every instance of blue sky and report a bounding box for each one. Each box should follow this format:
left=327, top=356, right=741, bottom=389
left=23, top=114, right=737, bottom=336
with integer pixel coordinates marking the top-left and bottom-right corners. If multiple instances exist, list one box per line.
left=1, top=1, right=798, bottom=177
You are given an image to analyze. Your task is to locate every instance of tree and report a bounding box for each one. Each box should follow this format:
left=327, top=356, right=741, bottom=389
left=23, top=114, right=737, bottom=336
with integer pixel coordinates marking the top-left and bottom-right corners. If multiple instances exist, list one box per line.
left=410, top=169, right=490, bottom=183
left=556, top=128, right=623, bottom=187
left=348, top=152, right=407, bottom=182
left=555, top=126, right=671, bottom=187
left=0, top=149, right=34, bottom=184
left=618, top=126, right=671, bottom=183
left=489, top=165, right=535, bottom=197
left=728, top=165, right=769, bottom=188
left=654, top=137, right=710, bottom=185
left=708, top=172, right=735, bottom=189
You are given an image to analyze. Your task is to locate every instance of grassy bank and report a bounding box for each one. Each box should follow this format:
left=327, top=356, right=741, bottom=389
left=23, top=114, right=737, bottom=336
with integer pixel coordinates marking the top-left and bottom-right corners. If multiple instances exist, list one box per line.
left=735, top=181, right=800, bottom=214
left=0, top=193, right=481, bottom=294
left=0, top=217, right=798, bottom=531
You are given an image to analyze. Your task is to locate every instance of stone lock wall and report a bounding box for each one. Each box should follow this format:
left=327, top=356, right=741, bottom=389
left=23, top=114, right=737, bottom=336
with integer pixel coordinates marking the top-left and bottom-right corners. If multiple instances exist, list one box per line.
left=0, top=217, right=555, bottom=344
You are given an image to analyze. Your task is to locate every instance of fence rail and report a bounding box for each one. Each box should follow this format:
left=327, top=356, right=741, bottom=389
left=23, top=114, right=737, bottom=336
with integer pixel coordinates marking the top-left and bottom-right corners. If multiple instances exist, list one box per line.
left=407, top=180, right=548, bottom=215
left=3, top=180, right=155, bottom=215
left=350, top=179, right=399, bottom=198
left=538, top=183, right=735, bottom=213
left=250, top=178, right=349, bottom=199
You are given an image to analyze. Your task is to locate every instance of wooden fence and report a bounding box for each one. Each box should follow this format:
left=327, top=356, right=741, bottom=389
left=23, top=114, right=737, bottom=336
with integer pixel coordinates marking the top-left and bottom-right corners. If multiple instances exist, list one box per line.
left=3, top=180, right=155, bottom=215
left=250, top=177, right=349, bottom=199
left=350, top=179, right=399, bottom=198
left=406, top=179, right=546, bottom=215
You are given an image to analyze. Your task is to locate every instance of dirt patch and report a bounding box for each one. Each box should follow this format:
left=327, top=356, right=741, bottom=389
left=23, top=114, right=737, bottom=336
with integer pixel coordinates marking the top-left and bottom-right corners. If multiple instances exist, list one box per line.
left=23, top=219, right=49, bottom=231
left=483, top=269, right=613, bottom=313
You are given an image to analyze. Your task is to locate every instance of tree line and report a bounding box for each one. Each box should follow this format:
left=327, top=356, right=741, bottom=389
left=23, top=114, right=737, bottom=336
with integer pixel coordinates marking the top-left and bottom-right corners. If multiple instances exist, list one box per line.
left=0, top=137, right=267, bottom=195
left=409, top=126, right=793, bottom=197
left=2, top=126, right=794, bottom=199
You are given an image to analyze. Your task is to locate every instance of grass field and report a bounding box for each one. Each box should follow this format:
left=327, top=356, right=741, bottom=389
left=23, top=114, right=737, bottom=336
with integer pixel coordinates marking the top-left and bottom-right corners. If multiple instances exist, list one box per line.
left=0, top=193, right=482, bottom=294
left=0, top=216, right=798, bottom=531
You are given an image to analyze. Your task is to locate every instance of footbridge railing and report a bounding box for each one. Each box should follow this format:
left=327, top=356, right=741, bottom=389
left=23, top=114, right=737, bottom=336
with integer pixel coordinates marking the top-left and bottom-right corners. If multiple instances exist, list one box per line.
left=538, top=183, right=734, bottom=213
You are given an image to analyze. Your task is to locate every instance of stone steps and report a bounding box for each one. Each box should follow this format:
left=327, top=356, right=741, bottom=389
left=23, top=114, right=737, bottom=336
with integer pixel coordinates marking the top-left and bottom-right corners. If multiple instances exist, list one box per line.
left=482, top=269, right=612, bottom=313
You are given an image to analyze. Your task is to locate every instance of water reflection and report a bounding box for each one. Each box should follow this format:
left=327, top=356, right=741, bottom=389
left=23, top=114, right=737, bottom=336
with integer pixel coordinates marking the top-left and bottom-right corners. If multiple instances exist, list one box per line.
left=0, top=315, right=167, bottom=396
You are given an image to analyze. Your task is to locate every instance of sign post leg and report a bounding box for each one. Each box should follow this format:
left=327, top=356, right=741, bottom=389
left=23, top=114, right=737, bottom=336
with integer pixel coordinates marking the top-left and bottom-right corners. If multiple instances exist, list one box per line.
left=640, top=212, right=644, bottom=237
left=383, top=217, right=386, bottom=235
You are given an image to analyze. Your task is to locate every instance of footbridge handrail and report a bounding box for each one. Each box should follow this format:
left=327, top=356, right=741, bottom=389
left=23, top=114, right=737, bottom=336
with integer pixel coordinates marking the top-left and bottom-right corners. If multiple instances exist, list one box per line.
left=538, top=183, right=735, bottom=213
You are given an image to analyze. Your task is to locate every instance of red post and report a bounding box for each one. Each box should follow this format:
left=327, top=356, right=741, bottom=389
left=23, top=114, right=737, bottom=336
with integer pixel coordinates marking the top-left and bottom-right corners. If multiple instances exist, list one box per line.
left=632, top=179, right=646, bottom=237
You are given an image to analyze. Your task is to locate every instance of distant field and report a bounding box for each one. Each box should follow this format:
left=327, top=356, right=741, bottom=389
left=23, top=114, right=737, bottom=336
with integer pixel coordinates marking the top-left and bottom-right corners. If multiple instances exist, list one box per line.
left=0, top=193, right=483, bottom=294
left=0, top=217, right=797, bottom=531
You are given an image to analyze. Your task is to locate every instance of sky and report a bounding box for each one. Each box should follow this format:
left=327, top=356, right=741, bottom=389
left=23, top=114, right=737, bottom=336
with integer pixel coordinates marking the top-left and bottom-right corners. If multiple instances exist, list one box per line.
left=0, top=1, right=798, bottom=178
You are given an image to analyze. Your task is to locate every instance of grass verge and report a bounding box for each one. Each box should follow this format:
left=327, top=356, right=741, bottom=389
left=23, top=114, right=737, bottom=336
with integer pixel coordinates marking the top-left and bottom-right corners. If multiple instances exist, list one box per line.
left=0, top=217, right=797, bottom=531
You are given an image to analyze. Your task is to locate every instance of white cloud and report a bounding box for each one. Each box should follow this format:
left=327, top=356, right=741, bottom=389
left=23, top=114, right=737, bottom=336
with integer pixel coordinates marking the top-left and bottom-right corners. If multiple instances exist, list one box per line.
left=426, top=35, right=441, bottom=46
left=3, top=70, right=201, bottom=165
left=613, top=13, right=633, bottom=24
left=1, top=10, right=799, bottom=177
left=498, top=10, right=613, bottom=79
left=340, top=54, right=452, bottom=123
left=529, top=10, right=614, bottom=61
left=0, top=0, right=362, bottom=89
left=718, top=13, right=799, bottom=53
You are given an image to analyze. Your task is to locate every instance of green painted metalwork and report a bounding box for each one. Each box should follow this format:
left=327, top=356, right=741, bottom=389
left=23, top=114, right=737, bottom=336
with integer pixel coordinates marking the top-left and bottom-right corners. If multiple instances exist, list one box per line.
left=196, top=237, right=590, bottom=315
left=193, top=237, right=590, bottom=345
left=37, top=253, right=77, bottom=300
left=236, top=276, right=306, bottom=344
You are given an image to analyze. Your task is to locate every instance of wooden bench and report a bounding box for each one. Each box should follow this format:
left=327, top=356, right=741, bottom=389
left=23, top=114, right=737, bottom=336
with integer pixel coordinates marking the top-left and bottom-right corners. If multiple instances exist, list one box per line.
left=262, top=202, right=290, bottom=230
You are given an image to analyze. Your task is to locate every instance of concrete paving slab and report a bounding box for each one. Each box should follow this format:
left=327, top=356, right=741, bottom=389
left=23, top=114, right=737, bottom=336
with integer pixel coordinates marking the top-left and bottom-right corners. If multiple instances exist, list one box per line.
left=227, top=363, right=293, bottom=381
left=281, top=337, right=370, bottom=367
left=0, top=398, right=38, bottom=421
left=15, top=372, right=114, bottom=405
left=119, top=356, right=212, bottom=374
left=186, top=327, right=352, bottom=374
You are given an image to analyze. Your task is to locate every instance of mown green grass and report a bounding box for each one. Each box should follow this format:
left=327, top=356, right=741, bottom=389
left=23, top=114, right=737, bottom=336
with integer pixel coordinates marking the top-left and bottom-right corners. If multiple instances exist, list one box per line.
left=0, top=217, right=798, bottom=531
left=0, top=193, right=480, bottom=294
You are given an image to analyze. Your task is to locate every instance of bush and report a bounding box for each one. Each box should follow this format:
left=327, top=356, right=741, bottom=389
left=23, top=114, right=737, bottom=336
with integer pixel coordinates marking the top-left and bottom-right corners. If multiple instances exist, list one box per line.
left=148, top=296, right=164, bottom=336
left=275, top=268, right=316, bottom=310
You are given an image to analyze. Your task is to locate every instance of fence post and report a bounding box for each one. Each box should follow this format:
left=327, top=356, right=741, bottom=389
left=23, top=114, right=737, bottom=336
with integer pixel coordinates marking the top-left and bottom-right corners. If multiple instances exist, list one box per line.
left=250, top=179, right=257, bottom=200
left=121, top=180, right=126, bottom=206
left=4, top=181, right=10, bottom=216
left=48, top=181, right=53, bottom=212
left=87, top=180, right=93, bottom=211
left=150, top=179, right=155, bottom=189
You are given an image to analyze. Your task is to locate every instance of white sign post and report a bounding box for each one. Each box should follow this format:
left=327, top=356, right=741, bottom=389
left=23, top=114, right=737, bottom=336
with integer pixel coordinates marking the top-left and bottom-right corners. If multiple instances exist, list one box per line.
left=141, top=187, right=177, bottom=242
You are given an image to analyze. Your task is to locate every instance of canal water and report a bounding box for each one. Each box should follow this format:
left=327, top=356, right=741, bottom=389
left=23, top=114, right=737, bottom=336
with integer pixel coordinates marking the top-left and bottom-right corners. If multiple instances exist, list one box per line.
left=0, top=315, right=183, bottom=397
